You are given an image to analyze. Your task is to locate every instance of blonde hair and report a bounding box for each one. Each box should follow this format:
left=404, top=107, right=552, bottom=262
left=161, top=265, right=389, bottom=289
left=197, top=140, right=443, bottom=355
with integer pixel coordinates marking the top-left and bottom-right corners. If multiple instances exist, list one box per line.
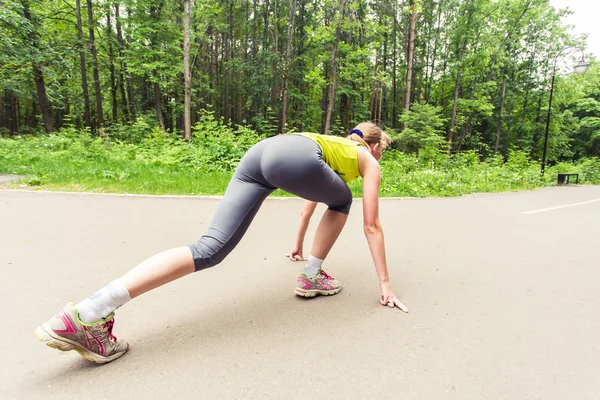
left=346, top=121, right=391, bottom=151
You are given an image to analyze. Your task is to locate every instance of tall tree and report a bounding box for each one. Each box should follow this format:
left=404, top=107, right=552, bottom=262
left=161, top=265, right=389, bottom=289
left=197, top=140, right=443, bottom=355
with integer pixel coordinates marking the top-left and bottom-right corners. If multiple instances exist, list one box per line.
left=447, top=0, right=474, bottom=155
left=494, top=70, right=507, bottom=154
left=106, top=4, right=118, bottom=122
left=404, top=0, right=417, bottom=112
left=76, top=0, right=91, bottom=127
left=86, top=0, right=104, bottom=130
left=21, top=0, right=53, bottom=133
left=115, top=3, right=134, bottom=120
left=183, top=0, right=192, bottom=140
left=323, top=0, right=345, bottom=134
left=281, top=0, right=297, bottom=133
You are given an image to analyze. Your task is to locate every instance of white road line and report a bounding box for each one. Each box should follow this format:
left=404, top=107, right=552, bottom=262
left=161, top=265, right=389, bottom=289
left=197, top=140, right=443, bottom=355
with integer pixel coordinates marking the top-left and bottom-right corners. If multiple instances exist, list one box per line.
left=521, top=198, right=600, bottom=214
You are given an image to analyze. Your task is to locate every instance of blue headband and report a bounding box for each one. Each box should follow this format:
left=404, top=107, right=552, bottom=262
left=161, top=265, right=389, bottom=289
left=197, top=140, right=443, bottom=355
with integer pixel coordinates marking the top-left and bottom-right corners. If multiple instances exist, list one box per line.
left=348, top=128, right=363, bottom=138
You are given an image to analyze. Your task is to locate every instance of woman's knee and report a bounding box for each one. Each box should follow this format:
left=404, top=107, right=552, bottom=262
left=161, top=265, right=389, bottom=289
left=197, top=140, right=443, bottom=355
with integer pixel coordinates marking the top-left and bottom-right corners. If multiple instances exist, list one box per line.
left=188, top=237, right=229, bottom=272
left=327, top=195, right=353, bottom=215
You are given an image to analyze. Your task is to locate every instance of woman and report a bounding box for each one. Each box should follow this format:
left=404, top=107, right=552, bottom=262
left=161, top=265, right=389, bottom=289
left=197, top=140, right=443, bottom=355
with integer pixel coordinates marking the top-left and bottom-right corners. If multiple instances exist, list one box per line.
left=35, top=121, right=408, bottom=364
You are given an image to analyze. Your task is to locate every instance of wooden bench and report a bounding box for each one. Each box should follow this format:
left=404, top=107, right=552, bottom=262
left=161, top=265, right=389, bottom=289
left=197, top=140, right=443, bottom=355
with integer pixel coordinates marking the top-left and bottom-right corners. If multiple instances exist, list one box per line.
left=557, top=173, right=579, bottom=185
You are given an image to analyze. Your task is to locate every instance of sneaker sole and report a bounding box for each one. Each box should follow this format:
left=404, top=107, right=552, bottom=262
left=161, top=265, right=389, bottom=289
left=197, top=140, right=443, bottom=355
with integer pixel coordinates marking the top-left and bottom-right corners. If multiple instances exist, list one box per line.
left=35, top=324, right=128, bottom=364
left=294, top=287, right=342, bottom=297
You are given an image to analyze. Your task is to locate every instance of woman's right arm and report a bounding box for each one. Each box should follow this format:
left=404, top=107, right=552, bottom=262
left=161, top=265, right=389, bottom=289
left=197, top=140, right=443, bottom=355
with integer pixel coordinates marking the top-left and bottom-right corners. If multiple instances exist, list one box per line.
left=358, top=148, right=408, bottom=312
left=286, top=200, right=318, bottom=261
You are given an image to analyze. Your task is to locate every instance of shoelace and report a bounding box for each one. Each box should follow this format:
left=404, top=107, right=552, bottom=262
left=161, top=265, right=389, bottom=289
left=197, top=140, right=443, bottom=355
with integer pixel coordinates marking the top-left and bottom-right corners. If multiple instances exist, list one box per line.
left=101, top=319, right=117, bottom=341
left=320, top=270, right=334, bottom=280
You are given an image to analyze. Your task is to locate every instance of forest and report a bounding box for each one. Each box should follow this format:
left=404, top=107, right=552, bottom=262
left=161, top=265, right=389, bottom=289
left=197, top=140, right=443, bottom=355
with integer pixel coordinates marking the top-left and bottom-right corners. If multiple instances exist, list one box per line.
left=1, top=0, right=599, bottom=195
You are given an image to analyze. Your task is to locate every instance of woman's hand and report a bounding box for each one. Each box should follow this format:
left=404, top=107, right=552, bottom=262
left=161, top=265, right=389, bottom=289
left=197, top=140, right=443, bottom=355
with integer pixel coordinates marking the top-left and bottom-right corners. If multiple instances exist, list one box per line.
left=379, top=281, right=408, bottom=312
left=286, top=201, right=318, bottom=262
left=284, top=246, right=307, bottom=262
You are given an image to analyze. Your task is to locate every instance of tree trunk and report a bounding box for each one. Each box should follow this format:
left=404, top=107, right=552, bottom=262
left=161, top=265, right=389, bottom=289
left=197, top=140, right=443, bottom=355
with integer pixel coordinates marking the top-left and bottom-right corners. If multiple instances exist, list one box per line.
left=0, top=93, right=3, bottom=131
left=4, top=93, right=17, bottom=132
left=1, top=92, right=16, bottom=133
left=502, top=68, right=516, bottom=160
left=503, top=93, right=514, bottom=161
left=378, top=86, right=383, bottom=123
left=382, top=26, right=388, bottom=123
left=324, top=0, right=345, bottom=134
left=447, top=1, right=476, bottom=155
left=86, top=0, right=104, bottom=131
left=250, top=0, right=259, bottom=118
left=457, top=80, right=476, bottom=151
left=531, top=89, right=544, bottom=157
left=75, top=0, right=91, bottom=127
left=391, top=1, right=397, bottom=128
left=22, top=0, right=53, bottom=133
left=271, top=0, right=280, bottom=107
left=370, top=54, right=378, bottom=119
left=118, top=5, right=136, bottom=119
left=457, top=112, right=475, bottom=152
left=33, top=69, right=54, bottom=132
left=252, top=0, right=259, bottom=56
left=263, top=0, right=270, bottom=115
left=106, top=5, right=118, bottom=122
left=281, top=0, right=297, bottom=134
left=439, top=55, right=447, bottom=108
left=149, top=4, right=164, bottom=128
left=183, top=0, right=192, bottom=140
left=263, top=0, right=270, bottom=52
left=447, top=39, right=467, bottom=155
left=224, top=1, right=232, bottom=124
left=211, top=30, right=218, bottom=110
left=518, top=49, right=536, bottom=144
left=154, top=78, right=165, bottom=130
left=294, top=0, right=306, bottom=131
left=426, top=1, right=442, bottom=103
left=114, top=4, right=131, bottom=120
left=518, top=86, right=530, bottom=145
left=404, top=0, right=417, bottom=112
left=494, top=72, right=507, bottom=154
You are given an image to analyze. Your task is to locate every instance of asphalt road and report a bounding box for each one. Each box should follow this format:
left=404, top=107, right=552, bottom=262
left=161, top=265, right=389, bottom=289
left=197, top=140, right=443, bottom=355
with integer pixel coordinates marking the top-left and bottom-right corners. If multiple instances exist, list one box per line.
left=1, top=187, right=599, bottom=399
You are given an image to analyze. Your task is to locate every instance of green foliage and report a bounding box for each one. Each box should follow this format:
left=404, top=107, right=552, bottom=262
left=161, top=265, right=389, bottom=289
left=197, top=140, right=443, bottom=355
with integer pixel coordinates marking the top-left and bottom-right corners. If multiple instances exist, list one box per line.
left=567, top=64, right=600, bottom=158
left=546, top=157, right=600, bottom=184
left=397, top=103, right=448, bottom=153
left=377, top=149, right=546, bottom=197
left=3, top=125, right=599, bottom=197
left=2, top=0, right=599, bottom=168
left=190, top=110, right=266, bottom=171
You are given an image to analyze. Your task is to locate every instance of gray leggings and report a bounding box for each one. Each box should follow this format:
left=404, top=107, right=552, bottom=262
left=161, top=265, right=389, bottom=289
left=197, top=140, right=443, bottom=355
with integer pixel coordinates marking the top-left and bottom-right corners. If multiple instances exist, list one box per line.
left=188, top=134, right=353, bottom=271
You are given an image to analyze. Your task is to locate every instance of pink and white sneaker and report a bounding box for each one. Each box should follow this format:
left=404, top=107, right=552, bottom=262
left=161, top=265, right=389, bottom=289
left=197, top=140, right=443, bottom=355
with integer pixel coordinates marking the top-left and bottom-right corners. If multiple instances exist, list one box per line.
left=294, top=270, right=342, bottom=297
left=35, top=302, right=128, bottom=364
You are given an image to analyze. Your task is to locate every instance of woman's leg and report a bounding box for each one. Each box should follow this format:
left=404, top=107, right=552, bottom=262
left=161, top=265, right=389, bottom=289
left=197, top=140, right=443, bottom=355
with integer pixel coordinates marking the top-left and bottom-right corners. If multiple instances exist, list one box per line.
left=119, top=139, right=276, bottom=298
left=310, top=210, right=348, bottom=260
left=120, top=246, right=195, bottom=299
left=262, top=135, right=352, bottom=259
left=261, top=135, right=352, bottom=296
left=36, top=139, right=275, bottom=363
left=80, top=142, right=275, bottom=318
left=188, top=140, right=275, bottom=271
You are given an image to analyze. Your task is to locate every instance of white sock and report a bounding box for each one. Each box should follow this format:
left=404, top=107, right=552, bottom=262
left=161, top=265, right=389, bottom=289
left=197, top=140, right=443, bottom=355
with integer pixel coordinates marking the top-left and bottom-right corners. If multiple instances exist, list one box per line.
left=76, top=279, right=131, bottom=324
left=304, top=255, right=324, bottom=279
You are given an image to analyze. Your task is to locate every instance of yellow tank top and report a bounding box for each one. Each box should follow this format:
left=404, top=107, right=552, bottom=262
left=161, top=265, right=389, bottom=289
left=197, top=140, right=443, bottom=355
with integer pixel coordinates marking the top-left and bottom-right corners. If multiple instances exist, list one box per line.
left=292, top=132, right=364, bottom=183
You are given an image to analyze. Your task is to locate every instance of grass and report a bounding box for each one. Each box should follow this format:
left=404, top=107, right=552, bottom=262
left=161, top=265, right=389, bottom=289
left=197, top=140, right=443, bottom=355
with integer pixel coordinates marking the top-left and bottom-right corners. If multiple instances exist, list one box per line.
left=1, top=129, right=598, bottom=198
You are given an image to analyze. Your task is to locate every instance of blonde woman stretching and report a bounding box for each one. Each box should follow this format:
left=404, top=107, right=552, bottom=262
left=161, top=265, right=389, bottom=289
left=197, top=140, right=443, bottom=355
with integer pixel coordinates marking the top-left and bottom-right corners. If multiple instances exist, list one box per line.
left=35, top=122, right=408, bottom=364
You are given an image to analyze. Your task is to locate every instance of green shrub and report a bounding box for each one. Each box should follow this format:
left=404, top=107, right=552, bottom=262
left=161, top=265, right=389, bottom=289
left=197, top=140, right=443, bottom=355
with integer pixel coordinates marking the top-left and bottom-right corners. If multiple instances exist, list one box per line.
left=1, top=119, right=599, bottom=196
